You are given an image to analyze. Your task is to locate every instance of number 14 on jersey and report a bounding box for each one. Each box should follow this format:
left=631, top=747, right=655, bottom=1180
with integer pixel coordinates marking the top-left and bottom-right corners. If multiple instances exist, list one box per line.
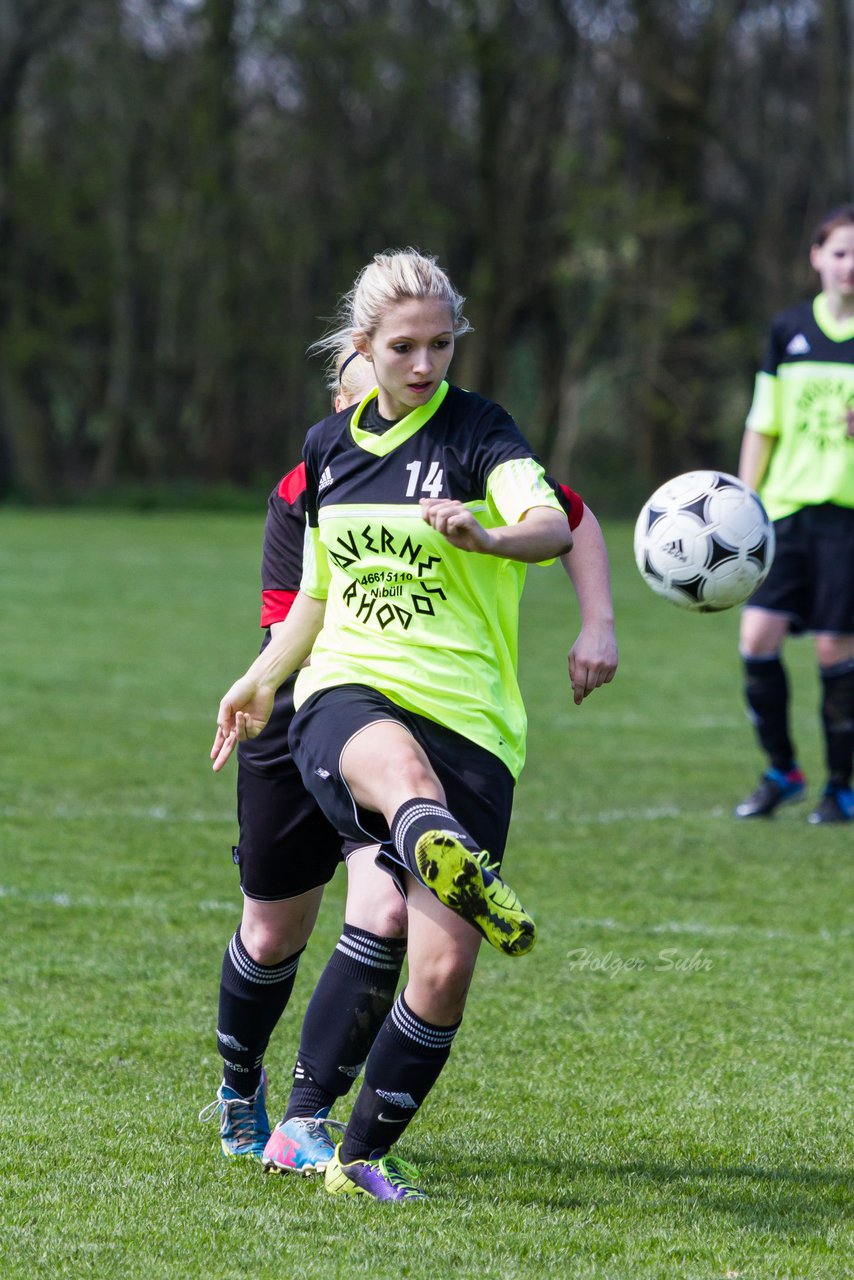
left=405, top=460, right=445, bottom=498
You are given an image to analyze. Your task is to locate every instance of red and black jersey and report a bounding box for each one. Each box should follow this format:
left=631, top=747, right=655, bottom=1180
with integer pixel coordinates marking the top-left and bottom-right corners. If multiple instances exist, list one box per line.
left=259, top=462, right=308, bottom=627
left=258, top=460, right=585, bottom=629
left=553, top=480, right=584, bottom=532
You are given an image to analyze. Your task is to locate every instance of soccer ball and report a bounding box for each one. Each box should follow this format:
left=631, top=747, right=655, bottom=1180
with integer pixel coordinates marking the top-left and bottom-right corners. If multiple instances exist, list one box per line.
left=634, top=470, right=775, bottom=612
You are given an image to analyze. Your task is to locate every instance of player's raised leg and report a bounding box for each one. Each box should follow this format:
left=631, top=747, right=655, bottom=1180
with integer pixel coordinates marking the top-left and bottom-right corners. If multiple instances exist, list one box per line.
left=340, top=719, right=536, bottom=956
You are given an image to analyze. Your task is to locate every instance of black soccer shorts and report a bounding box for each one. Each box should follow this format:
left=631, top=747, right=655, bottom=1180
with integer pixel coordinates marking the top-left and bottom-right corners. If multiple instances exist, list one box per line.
left=288, top=683, right=515, bottom=886
left=745, top=503, right=854, bottom=635
left=233, top=673, right=356, bottom=901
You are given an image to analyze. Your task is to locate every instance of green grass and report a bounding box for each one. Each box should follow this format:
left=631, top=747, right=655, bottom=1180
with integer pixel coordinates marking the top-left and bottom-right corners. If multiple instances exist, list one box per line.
left=0, top=510, right=851, bottom=1279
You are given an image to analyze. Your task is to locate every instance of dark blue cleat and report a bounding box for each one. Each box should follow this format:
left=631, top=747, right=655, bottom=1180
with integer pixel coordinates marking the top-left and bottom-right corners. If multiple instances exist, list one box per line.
left=734, top=767, right=806, bottom=818
left=807, top=783, right=854, bottom=825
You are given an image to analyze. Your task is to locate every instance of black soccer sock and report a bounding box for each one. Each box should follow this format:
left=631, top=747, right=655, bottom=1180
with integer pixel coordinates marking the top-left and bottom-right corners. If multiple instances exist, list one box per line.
left=340, top=992, right=460, bottom=1163
left=742, top=655, right=796, bottom=773
left=819, top=659, right=854, bottom=787
left=390, top=798, right=483, bottom=882
left=217, top=927, right=302, bottom=1096
left=283, top=925, right=407, bottom=1121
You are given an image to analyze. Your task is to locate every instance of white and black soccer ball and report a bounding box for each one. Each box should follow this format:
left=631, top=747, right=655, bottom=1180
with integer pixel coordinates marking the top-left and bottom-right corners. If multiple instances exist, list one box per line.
left=633, top=470, right=775, bottom=612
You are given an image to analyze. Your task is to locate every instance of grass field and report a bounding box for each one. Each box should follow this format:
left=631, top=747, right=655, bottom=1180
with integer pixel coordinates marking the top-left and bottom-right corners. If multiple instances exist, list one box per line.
left=0, top=509, right=851, bottom=1280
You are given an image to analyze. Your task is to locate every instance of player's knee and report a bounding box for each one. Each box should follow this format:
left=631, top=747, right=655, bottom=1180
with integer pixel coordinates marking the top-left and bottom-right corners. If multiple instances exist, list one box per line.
left=739, top=608, right=786, bottom=658
left=238, top=917, right=298, bottom=966
left=391, top=751, right=443, bottom=800
left=346, top=848, right=409, bottom=937
left=345, top=892, right=408, bottom=939
left=407, top=952, right=475, bottom=1023
left=815, top=633, right=854, bottom=668
left=740, top=635, right=781, bottom=661
left=374, top=895, right=408, bottom=939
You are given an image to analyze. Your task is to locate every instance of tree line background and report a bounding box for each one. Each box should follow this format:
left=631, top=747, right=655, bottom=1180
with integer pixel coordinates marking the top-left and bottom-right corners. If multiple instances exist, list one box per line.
left=1, top=0, right=852, bottom=512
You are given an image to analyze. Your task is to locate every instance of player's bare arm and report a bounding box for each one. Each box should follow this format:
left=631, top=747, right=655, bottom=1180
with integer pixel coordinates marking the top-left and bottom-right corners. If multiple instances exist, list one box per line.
left=560, top=505, right=618, bottom=704
left=211, top=592, right=325, bottom=772
left=420, top=499, right=571, bottom=561
left=738, top=428, right=775, bottom=492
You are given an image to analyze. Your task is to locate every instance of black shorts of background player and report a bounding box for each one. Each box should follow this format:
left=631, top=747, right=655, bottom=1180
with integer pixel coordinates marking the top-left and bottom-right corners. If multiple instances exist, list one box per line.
left=212, top=249, right=618, bottom=1201
left=201, top=350, right=411, bottom=1173
left=735, top=205, right=854, bottom=824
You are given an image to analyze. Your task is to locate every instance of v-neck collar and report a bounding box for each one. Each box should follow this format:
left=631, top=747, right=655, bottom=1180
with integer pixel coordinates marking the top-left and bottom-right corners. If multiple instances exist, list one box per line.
left=349, top=382, right=450, bottom=456
left=813, top=293, right=854, bottom=343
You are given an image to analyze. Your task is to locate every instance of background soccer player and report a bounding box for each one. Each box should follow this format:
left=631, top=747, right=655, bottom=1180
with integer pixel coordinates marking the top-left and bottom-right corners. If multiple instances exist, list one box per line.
left=212, top=249, right=617, bottom=1201
left=735, top=205, right=854, bottom=824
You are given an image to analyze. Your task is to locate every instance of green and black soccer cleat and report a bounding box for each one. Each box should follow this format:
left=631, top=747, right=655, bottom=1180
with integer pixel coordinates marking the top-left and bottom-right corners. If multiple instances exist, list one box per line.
left=414, top=831, right=536, bottom=957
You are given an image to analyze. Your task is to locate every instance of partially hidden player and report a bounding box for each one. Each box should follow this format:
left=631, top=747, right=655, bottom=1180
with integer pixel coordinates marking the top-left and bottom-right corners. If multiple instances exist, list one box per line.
left=735, top=205, right=854, bottom=823
left=200, top=351, right=407, bottom=1168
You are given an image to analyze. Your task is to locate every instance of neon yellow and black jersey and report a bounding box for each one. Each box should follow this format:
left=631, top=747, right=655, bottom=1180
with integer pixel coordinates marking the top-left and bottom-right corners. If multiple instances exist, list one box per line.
left=294, top=381, right=564, bottom=779
left=746, top=294, right=854, bottom=519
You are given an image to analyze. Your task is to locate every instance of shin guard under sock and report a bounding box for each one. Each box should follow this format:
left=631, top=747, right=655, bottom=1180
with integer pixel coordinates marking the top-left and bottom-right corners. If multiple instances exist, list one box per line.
left=217, top=928, right=302, bottom=1096
left=743, top=655, right=796, bottom=772
left=284, top=925, right=407, bottom=1120
left=820, top=659, right=854, bottom=787
left=340, top=992, right=460, bottom=1162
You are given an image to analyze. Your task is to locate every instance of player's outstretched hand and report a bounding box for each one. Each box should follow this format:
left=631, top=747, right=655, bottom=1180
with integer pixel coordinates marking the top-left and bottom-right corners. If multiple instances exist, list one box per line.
left=420, top=498, right=492, bottom=553
left=211, top=677, right=275, bottom=772
left=568, top=622, right=618, bottom=705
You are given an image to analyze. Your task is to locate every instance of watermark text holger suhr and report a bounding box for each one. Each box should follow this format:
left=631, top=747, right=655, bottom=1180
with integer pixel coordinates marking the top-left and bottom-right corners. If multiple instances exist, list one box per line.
left=565, top=946, right=714, bottom=979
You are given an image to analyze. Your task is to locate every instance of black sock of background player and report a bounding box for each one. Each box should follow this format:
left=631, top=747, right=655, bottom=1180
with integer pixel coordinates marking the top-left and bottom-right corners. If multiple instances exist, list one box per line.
left=819, top=659, right=854, bottom=787
left=390, top=798, right=484, bottom=882
left=743, top=655, right=797, bottom=773
left=283, top=925, right=407, bottom=1120
left=217, top=928, right=302, bottom=1096
left=340, top=992, right=460, bottom=1163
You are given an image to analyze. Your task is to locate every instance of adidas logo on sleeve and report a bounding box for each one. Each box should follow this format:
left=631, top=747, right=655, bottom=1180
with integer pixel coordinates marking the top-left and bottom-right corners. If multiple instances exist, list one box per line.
left=785, top=333, right=811, bottom=356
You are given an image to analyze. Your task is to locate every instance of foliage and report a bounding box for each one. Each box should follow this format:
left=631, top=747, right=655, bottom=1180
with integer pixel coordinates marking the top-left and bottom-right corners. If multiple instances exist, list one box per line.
left=0, top=2, right=851, bottom=513
left=0, top=509, right=851, bottom=1277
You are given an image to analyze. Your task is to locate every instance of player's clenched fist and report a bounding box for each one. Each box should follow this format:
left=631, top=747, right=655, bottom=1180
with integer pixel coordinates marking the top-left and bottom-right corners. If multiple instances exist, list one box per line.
left=420, top=497, right=492, bottom=553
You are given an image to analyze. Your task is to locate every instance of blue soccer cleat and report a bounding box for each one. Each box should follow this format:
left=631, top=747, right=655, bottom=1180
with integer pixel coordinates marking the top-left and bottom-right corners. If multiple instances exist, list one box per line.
left=261, top=1111, right=345, bottom=1176
left=807, top=783, right=854, bottom=825
left=198, top=1069, right=270, bottom=1159
left=734, top=767, right=806, bottom=818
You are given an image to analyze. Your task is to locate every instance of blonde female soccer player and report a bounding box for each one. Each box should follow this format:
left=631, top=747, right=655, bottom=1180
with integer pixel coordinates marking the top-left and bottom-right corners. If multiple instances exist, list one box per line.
left=212, top=249, right=616, bottom=1200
